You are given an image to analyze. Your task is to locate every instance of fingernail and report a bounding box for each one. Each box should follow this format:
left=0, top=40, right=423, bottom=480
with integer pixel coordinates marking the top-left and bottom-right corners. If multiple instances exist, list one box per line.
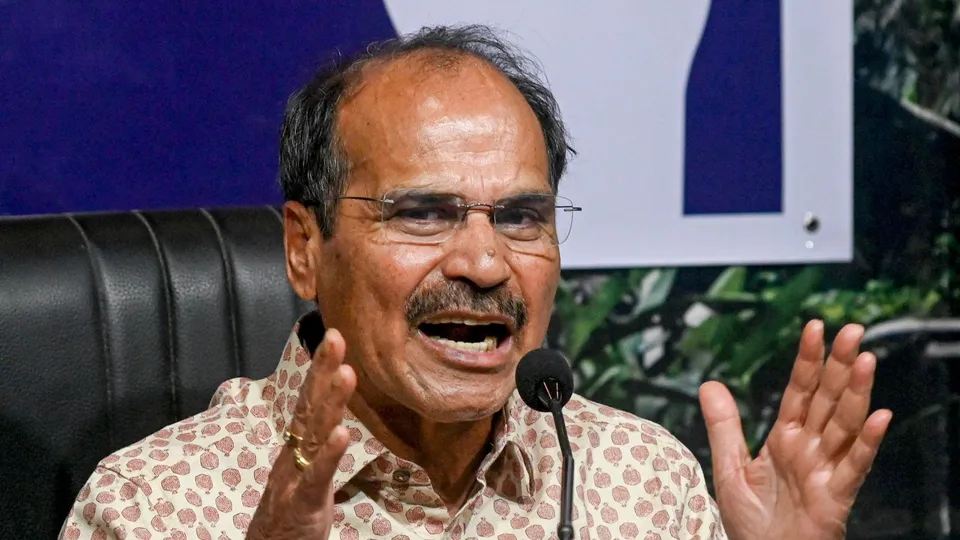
left=324, top=337, right=338, bottom=358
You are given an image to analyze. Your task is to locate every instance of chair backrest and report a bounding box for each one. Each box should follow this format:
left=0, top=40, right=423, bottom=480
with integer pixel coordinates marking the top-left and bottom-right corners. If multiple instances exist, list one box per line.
left=0, top=207, right=311, bottom=539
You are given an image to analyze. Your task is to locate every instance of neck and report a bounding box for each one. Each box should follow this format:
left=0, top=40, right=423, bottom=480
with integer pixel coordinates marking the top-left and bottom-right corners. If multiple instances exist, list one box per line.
left=347, top=392, right=499, bottom=513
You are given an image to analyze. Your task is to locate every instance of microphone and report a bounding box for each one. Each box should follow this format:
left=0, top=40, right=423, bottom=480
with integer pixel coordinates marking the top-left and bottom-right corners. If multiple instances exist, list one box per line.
left=515, top=349, right=575, bottom=540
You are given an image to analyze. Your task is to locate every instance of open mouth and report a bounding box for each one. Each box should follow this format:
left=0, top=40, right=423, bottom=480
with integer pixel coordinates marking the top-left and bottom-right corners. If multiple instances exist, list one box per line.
left=417, top=317, right=511, bottom=353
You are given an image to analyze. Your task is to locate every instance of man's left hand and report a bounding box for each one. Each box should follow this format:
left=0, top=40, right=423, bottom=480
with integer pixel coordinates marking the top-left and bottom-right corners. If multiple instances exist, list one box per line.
left=699, top=320, right=893, bottom=540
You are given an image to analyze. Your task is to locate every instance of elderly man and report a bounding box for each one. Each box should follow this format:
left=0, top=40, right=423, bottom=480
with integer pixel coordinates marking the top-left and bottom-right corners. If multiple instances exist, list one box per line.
left=60, top=25, right=890, bottom=540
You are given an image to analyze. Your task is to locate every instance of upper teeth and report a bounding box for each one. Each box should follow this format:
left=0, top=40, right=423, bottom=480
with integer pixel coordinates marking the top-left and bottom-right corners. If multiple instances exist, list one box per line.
left=428, top=317, right=497, bottom=326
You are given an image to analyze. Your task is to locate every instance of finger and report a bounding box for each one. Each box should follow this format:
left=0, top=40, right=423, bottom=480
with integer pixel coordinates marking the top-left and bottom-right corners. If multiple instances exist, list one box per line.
left=803, top=324, right=865, bottom=435
left=827, top=409, right=892, bottom=502
left=699, top=381, right=750, bottom=485
left=292, top=425, right=352, bottom=515
left=305, top=363, right=357, bottom=456
left=287, top=329, right=347, bottom=448
left=819, top=352, right=877, bottom=460
left=300, top=330, right=351, bottom=454
left=274, top=361, right=355, bottom=522
left=775, top=320, right=825, bottom=428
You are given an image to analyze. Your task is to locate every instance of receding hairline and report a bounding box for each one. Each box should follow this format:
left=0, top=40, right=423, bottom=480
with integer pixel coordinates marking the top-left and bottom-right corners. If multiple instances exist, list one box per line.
left=338, top=47, right=519, bottom=108
left=334, top=48, right=545, bottom=166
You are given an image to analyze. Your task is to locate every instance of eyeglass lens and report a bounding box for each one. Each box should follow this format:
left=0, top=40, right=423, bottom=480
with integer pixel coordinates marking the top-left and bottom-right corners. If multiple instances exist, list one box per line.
left=379, top=192, right=576, bottom=246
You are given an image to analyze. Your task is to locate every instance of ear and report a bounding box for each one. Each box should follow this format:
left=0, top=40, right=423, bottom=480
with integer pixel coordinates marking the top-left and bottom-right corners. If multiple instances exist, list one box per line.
left=283, top=201, right=324, bottom=302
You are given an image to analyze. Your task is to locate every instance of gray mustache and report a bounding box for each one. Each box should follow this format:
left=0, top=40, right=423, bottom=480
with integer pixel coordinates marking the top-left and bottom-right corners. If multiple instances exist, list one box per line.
left=405, top=281, right=527, bottom=331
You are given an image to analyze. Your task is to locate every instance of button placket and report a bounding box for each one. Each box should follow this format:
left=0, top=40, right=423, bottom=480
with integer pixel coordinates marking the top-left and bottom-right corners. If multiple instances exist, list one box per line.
left=392, top=469, right=411, bottom=484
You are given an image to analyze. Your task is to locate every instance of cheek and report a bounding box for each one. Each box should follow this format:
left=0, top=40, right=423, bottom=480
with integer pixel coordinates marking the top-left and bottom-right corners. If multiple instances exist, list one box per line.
left=347, top=244, right=444, bottom=322
left=389, top=245, right=447, bottom=275
left=515, top=258, right=561, bottom=329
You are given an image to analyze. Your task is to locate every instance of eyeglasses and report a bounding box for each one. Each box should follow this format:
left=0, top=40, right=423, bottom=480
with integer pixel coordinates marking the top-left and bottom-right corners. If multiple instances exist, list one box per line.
left=332, top=190, right=582, bottom=248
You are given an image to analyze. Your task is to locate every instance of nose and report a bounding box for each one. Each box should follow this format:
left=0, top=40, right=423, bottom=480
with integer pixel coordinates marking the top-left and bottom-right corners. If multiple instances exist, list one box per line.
left=439, top=212, right=511, bottom=289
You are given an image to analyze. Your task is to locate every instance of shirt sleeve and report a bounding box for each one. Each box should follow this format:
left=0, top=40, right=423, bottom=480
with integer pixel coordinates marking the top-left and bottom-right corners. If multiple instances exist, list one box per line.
left=58, top=465, right=174, bottom=540
left=678, top=455, right=728, bottom=539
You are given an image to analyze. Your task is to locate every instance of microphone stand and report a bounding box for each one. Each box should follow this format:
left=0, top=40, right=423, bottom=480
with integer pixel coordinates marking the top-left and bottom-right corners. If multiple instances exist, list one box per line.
left=541, top=380, right=575, bottom=540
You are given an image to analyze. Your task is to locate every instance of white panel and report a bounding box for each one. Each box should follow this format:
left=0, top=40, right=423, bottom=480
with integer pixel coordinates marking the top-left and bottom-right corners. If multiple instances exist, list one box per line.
left=383, top=1, right=853, bottom=268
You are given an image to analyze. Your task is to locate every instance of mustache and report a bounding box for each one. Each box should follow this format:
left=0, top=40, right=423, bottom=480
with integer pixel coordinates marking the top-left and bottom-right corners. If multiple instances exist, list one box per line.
left=405, top=280, right=528, bottom=331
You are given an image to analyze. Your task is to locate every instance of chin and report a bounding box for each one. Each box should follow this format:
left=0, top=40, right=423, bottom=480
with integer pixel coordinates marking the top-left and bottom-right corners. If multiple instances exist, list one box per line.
left=412, top=384, right=513, bottom=424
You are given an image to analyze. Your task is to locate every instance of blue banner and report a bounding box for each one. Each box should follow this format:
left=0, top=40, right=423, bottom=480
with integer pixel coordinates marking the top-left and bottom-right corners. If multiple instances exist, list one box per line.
left=1, top=1, right=396, bottom=215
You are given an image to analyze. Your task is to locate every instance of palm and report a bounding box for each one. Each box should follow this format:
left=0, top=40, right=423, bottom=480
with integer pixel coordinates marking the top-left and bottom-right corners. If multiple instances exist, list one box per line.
left=700, top=321, right=892, bottom=540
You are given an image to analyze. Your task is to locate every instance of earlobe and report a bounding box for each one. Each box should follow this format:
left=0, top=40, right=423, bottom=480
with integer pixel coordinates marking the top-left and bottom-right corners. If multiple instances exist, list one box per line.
left=283, top=202, right=321, bottom=302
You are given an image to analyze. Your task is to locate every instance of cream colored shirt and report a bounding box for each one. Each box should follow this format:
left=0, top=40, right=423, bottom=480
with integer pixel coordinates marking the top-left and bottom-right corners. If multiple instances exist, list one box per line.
left=61, top=314, right=726, bottom=540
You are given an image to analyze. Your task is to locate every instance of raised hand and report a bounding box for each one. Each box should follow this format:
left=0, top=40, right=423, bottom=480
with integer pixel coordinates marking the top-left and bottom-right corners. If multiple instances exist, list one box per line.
left=699, top=320, right=893, bottom=540
left=247, top=329, right=356, bottom=540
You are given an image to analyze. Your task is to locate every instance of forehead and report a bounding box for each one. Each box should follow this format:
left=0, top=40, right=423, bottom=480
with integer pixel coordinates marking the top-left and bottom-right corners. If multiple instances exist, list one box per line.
left=336, top=52, right=549, bottom=195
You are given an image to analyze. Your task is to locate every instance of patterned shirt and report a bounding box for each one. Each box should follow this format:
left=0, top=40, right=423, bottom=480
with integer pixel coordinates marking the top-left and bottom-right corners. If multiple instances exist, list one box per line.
left=61, top=314, right=727, bottom=540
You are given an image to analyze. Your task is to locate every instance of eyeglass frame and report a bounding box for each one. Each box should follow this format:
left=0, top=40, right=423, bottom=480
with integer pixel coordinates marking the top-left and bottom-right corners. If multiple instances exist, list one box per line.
left=314, top=190, right=583, bottom=246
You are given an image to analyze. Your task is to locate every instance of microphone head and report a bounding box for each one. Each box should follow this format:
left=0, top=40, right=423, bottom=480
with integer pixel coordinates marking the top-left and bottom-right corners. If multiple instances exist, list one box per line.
left=515, top=348, right=574, bottom=412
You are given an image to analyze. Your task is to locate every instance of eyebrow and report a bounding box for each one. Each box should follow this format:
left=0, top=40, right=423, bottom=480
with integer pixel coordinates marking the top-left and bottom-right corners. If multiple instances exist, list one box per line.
left=384, top=186, right=555, bottom=200
left=384, top=187, right=454, bottom=199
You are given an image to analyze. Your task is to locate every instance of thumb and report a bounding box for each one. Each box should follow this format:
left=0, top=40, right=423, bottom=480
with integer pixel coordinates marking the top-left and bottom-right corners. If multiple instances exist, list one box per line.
left=699, top=381, right=750, bottom=483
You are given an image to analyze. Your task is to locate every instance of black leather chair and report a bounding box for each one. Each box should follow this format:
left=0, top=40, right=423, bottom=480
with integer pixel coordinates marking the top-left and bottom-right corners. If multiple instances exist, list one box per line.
left=0, top=207, right=312, bottom=539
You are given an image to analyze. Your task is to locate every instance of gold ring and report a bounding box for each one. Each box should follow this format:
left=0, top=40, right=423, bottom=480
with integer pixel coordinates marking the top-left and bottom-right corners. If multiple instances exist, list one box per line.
left=283, top=430, right=302, bottom=446
left=283, top=430, right=312, bottom=471
left=291, top=447, right=311, bottom=471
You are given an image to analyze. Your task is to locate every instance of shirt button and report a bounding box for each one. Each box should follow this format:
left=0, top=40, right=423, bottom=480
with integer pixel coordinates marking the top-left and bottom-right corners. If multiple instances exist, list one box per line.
left=392, top=469, right=411, bottom=484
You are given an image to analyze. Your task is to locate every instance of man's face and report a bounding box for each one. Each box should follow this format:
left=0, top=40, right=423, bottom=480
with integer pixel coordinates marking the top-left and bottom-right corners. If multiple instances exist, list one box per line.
left=302, top=55, right=561, bottom=423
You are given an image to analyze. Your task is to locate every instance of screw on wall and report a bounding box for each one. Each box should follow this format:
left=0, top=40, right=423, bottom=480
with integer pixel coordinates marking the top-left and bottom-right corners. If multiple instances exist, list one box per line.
left=803, top=212, right=819, bottom=249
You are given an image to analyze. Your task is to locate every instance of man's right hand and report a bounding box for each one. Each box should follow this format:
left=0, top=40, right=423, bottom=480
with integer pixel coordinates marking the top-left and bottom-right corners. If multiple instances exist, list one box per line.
left=247, top=329, right=356, bottom=540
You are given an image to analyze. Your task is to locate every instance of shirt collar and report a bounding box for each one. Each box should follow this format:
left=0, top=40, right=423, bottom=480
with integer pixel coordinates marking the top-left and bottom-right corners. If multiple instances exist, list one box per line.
left=263, top=311, right=538, bottom=497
